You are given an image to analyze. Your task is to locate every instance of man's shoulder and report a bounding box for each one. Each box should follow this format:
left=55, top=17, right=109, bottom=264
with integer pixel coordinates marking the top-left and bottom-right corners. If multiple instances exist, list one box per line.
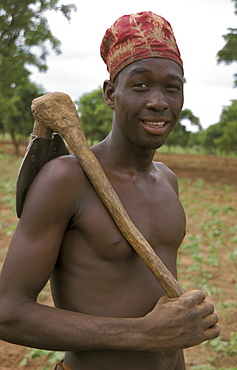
left=42, top=154, right=85, bottom=181
left=153, top=160, right=179, bottom=193
left=21, top=154, right=88, bottom=220
left=153, top=160, right=176, bottom=177
left=30, top=154, right=89, bottom=201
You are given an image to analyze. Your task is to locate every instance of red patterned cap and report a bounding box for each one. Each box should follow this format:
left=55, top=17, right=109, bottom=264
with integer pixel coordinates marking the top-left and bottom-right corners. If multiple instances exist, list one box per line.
left=100, top=11, right=183, bottom=81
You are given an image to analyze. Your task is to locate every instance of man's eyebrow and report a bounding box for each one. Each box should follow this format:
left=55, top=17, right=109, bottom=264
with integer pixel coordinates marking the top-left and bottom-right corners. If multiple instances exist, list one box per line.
left=128, top=68, right=152, bottom=78
left=167, top=74, right=183, bottom=83
left=128, top=69, right=183, bottom=83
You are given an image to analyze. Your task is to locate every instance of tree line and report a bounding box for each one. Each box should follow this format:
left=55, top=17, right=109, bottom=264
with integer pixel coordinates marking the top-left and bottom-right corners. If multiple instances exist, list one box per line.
left=0, top=0, right=236, bottom=156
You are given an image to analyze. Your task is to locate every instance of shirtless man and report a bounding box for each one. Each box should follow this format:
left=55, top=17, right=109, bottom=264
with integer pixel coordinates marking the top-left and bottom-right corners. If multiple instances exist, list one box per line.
left=0, top=11, right=219, bottom=370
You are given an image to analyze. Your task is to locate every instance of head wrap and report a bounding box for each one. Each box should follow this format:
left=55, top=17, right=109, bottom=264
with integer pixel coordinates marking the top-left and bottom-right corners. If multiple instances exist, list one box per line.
left=100, top=11, right=183, bottom=81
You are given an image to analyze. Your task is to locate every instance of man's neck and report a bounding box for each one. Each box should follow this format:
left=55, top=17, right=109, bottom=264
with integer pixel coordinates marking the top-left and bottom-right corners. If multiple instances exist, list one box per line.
left=92, top=133, right=156, bottom=176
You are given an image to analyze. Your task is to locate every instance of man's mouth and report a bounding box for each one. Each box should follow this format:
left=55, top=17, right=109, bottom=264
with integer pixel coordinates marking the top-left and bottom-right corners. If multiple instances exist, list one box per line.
left=143, top=121, right=167, bottom=128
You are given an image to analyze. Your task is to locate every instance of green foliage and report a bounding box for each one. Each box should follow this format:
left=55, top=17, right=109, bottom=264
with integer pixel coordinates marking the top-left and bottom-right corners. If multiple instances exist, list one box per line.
left=190, top=366, right=237, bottom=370
left=178, top=174, right=237, bottom=297
left=201, top=100, right=237, bottom=155
left=0, top=0, right=76, bottom=153
left=200, top=124, right=222, bottom=154
left=214, top=100, right=237, bottom=153
left=217, top=301, right=237, bottom=322
left=190, top=365, right=215, bottom=370
left=228, top=332, right=237, bottom=356
left=166, top=108, right=202, bottom=148
left=215, top=119, right=237, bottom=152
left=166, top=121, right=191, bottom=148
left=180, top=109, right=202, bottom=131
left=0, top=0, right=76, bottom=94
left=201, top=332, right=237, bottom=357
left=216, top=0, right=237, bottom=86
left=20, top=347, right=63, bottom=369
left=0, top=79, right=45, bottom=155
left=75, top=87, right=113, bottom=144
left=0, top=153, right=21, bottom=236
left=229, top=248, right=237, bottom=269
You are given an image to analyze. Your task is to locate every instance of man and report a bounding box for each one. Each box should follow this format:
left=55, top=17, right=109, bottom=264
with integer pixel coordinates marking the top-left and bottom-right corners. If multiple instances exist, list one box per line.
left=0, top=11, right=219, bottom=370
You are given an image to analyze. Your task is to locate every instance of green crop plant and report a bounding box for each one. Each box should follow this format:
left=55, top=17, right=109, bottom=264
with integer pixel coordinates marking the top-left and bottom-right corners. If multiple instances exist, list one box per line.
left=208, top=204, right=221, bottom=216
left=189, top=365, right=215, bottom=370
left=226, top=332, right=237, bottom=356
left=229, top=249, right=237, bottom=270
left=6, top=222, right=17, bottom=237
left=20, top=348, right=64, bottom=370
left=224, top=205, right=236, bottom=214
left=217, top=301, right=237, bottom=322
left=201, top=332, right=237, bottom=357
left=230, top=236, right=237, bottom=244
left=205, top=245, right=220, bottom=267
left=193, top=179, right=205, bottom=188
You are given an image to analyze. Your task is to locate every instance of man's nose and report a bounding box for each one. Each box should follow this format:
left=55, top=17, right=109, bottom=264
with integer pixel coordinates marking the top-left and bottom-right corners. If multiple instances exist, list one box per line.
left=145, top=90, right=169, bottom=111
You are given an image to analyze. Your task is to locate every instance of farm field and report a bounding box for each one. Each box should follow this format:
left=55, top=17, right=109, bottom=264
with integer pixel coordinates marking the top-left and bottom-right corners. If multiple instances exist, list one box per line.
left=0, top=142, right=237, bottom=370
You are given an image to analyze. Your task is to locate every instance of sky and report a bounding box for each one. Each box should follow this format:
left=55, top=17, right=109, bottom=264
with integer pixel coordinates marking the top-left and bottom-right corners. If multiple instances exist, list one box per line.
left=29, top=0, right=237, bottom=131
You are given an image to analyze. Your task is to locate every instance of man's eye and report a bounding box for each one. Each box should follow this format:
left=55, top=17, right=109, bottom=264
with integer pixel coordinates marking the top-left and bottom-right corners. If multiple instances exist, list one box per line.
left=132, top=83, right=149, bottom=91
left=166, top=85, right=181, bottom=92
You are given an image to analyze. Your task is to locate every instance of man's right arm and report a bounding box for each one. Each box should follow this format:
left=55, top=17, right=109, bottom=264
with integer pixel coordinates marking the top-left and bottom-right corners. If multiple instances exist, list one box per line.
left=0, top=156, right=143, bottom=352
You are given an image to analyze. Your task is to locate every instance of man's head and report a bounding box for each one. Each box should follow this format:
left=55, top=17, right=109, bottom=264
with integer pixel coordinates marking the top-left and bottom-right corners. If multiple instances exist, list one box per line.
left=101, top=12, right=184, bottom=150
left=100, top=11, right=183, bottom=82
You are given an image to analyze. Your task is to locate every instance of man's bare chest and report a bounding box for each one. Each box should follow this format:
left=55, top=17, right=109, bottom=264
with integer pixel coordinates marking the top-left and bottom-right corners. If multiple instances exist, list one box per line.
left=53, top=171, right=185, bottom=316
left=68, top=173, right=186, bottom=262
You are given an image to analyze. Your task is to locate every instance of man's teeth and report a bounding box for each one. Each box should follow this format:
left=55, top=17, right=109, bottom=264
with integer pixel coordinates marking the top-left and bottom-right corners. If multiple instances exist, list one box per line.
left=145, top=121, right=166, bottom=127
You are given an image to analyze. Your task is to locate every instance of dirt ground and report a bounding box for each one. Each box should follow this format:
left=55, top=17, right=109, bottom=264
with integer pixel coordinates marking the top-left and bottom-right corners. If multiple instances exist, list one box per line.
left=0, top=142, right=236, bottom=369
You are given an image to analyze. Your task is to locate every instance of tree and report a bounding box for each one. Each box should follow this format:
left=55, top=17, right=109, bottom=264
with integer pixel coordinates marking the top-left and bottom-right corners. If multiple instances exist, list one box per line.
left=0, top=0, right=76, bottom=152
left=0, top=0, right=76, bottom=95
left=217, top=0, right=237, bottom=86
left=215, top=119, right=237, bottom=153
left=214, top=99, right=237, bottom=154
left=0, top=80, right=45, bottom=155
left=201, top=100, right=237, bottom=154
left=75, top=87, right=113, bottom=144
left=166, top=109, right=202, bottom=148
left=201, top=123, right=223, bottom=154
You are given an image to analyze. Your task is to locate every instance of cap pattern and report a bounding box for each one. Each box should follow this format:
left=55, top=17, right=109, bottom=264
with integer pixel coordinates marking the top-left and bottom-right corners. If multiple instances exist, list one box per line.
left=100, top=11, right=183, bottom=81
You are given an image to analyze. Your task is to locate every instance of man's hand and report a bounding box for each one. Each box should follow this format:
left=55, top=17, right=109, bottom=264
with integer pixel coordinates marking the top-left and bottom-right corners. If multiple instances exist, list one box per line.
left=141, top=290, right=220, bottom=351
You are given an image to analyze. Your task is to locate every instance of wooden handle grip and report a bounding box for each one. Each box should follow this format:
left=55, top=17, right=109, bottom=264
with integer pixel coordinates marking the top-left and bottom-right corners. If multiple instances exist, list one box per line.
left=31, top=92, right=184, bottom=298
left=32, top=119, right=53, bottom=138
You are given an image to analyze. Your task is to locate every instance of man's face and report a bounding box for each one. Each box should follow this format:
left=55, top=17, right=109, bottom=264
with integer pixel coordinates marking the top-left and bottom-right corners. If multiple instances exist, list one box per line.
left=111, top=58, right=184, bottom=150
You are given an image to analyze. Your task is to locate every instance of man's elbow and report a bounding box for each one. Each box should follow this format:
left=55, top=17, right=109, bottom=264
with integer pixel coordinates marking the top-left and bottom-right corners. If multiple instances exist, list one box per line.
left=0, top=296, right=23, bottom=341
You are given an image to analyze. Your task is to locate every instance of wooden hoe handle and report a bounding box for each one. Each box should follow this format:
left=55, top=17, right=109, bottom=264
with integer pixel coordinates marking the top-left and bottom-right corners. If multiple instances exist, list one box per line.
left=31, top=92, right=185, bottom=298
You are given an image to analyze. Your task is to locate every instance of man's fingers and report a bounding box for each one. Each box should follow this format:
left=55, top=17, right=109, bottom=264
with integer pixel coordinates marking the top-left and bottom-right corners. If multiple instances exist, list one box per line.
left=198, top=301, right=215, bottom=317
left=202, top=310, right=220, bottom=342
left=203, top=312, right=219, bottom=330
left=177, top=290, right=206, bottom=307
left=160, top=290, right=206, bottom=306
left=204, top=324, right=220, bottom=341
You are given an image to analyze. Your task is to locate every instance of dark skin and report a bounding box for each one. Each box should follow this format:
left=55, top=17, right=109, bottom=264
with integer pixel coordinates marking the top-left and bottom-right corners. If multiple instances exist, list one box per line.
left=0, top=58, right=219, bottom=370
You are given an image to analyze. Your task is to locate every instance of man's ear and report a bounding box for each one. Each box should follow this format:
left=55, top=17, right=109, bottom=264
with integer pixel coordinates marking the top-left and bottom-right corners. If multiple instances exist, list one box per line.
left=103, top=80, right=115, bottom=110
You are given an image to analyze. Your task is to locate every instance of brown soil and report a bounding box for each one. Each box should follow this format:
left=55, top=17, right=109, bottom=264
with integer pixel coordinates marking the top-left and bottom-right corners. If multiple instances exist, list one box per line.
left=0, top=142, right=237, bottom=369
